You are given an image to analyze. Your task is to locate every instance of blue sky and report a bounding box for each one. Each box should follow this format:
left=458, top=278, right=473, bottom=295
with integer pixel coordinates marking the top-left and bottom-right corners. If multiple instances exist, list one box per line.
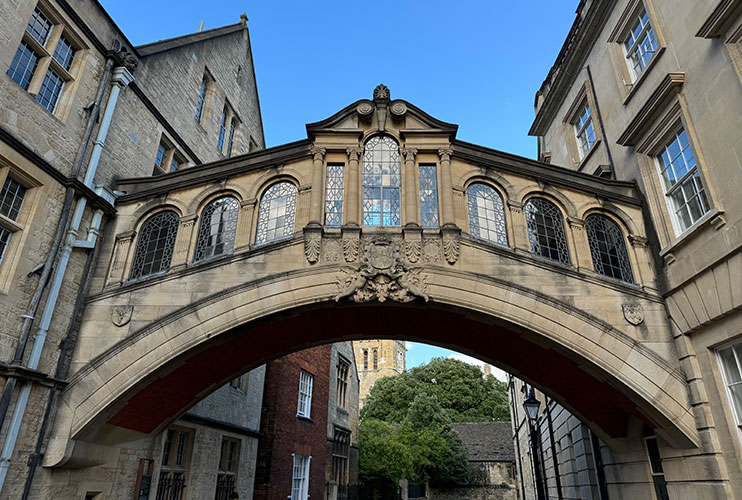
left=101, top=1, right=577, bottom=375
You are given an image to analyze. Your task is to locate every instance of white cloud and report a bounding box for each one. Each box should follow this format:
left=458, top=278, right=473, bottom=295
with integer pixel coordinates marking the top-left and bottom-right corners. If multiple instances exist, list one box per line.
left=447, top=353, right=508, bottom=382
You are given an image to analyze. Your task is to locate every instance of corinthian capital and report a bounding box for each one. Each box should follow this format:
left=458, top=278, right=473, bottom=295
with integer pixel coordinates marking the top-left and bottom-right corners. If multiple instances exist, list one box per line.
left=438, top=148, right=454, bottom=162
left=310, top=146, right=326, bottom=160
left=401, top=147, right=418, bottom=163
left=346, top=146, right=363, bottom=161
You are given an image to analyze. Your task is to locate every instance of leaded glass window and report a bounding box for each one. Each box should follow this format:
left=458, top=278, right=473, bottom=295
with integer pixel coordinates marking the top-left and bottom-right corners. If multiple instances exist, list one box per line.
left=7, top=42, right=38, bottom=90
left=324, top=164, right=344, bottom=226
left=130, top=211, right=179, bottom=280
left=193, top=196, right=240, bottom=262
left=466, top=183, right=507, bottom=246
left=362, top=135, right=401, bottom=226
left=585, top=215, right=634, bottom=283
left=525, top=198, right=570, bottom=265
left=256, top=181, right=297, bottom=245
left=419, top=165, right=439, bottom=228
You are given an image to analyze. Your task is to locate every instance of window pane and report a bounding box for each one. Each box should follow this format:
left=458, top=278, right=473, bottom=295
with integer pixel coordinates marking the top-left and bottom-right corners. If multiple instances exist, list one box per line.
left=467, top=183, right=507, bottom=246
left=525, top=198, right=570, bottom=265
left=195, top=76, right=207, bottom=121
left=419, top=165, right=439, bottom=228
left=0, top=177, right=27, bottom=221
left=585, top=215, right=634, bottom=283
left=193, top=196, right=240, bottom=262
left=226, top=119, right=237, bottom=158
left=36, top=68, right=65, bottom=112
left=26, top=8, right=52, bottom=46
left=362, top=135, right=401, bottom=226
left=324, top=164, right=344, bottom=226
left=0, top=228, right=11, bottom=265
left=7, top=43, right=39, bottom=90
left=53, top=36, right=75, bottom=70
left=130, top=211, right=179, bottom=280
left=217, top=106, right=227, bottom=151
left=256, top=182, right=297, bottom=244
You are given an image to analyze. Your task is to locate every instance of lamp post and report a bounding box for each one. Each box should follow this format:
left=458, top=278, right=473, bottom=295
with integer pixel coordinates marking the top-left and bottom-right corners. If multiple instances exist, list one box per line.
left=523, top=388, right=546, bottom=500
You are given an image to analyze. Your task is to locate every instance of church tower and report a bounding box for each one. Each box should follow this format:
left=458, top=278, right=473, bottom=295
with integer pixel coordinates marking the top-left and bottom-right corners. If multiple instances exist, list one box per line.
left=353, top=340, right=406, bottom=406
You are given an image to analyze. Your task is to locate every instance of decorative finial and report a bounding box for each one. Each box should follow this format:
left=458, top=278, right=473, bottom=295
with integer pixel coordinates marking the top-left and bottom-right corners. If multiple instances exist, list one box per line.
left=240, top=13, right=248, bottom=26
left=373, top=84, right=390, bottom=102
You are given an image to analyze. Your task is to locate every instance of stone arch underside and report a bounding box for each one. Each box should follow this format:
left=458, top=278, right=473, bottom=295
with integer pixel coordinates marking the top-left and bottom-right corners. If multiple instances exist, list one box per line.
left=46, top=267, right=697, bottom=467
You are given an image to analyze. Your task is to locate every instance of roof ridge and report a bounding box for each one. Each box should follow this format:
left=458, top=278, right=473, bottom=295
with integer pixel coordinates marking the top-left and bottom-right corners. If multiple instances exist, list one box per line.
left=135, top=22, right=245, bottom=56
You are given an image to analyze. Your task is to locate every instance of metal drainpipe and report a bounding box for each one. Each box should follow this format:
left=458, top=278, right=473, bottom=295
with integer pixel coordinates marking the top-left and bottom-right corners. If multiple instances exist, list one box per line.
left=0, top=57, right=115, bottom=436
left=0, top=66, right=133, bottom=493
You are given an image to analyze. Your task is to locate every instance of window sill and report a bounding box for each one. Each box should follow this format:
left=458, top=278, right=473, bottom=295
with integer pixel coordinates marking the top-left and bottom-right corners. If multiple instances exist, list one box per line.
left=297, top=415, right=314, bottom=423
left=659, top=207, right=725, bottom=263
left=623, top=47, right=665, bottom=106
left=575, top=139, right=601, bottom=173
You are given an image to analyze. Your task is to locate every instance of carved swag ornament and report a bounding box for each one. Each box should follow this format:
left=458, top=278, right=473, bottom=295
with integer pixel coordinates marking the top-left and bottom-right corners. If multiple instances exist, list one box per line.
left=335, top=237, right=429, bottom=303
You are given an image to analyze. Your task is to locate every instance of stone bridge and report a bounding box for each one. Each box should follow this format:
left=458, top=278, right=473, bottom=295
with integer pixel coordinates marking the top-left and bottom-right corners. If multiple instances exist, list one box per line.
left=46, top=86, right=695, bottom=468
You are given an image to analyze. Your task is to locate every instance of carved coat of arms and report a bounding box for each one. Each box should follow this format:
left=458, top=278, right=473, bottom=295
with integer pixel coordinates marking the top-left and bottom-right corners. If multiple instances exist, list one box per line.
left=111, top=305, right=134, bottom=327
left=335, top=238, right=429, bottom=303
left=622, top=303, right=644, bottom=326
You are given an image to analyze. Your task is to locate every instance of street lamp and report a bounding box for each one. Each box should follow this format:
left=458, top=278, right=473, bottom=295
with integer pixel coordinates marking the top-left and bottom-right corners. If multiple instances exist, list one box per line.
left=523, top=388, right=546, bottom=500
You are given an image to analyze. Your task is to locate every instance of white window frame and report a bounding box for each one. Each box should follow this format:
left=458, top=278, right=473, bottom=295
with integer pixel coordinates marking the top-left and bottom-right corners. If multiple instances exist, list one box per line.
left=653, top=127, right=709, bottom=235
left=291, top=453, right=311, bottom=500
left=622, top=8, right=659, bottom=82
left=572, top=100, right=596, bottom=159
left=717, top=341, right=742, bottom=433
left=297, top=370, right=313, bottom=418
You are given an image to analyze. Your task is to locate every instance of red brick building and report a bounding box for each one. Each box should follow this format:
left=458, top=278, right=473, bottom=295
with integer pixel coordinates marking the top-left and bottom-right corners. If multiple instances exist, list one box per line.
left=254, top=344, right=332, bottom=500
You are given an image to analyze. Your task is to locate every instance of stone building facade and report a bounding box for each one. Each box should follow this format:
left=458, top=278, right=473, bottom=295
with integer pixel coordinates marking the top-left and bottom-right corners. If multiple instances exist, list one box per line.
left=352, top=339, right=406, bottom=406
left=511, top=0, right=742, bottom=498
left=0, top=0, right=265, bottom=498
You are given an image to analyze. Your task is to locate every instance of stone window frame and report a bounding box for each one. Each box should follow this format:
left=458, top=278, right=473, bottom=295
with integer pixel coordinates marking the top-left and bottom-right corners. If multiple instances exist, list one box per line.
left=584, top=212, right=635, bottom=284
left=216, top=436, right=241, bottom=497
left=216, top=100, right=239, bottom=157
left=194, top=70, right=216, bottom=127
left=607, top=0, right=666, bottom=103
left=642, top=427, right=670, bottom=500
left=324, top=163, right=345, bottom=227
left=0, top=163, right=42, bottom=295
left=715, top=338, right=742, bottom=449
left=361, top=134, right=402, bottom=227
left=192, top=195, right=240, bottom=263
left=297, top=369, right=314, bottom=419
left=562, top=83, right=602, bottom=169
left=128, top=209, right=180, bottom=281
left=152, top=135, right=188, bottom=176
left=632, top=100, right=716, bottom=247
left=156, top=426, right=194, bottom=500
left=254, top=180, right=299, bottom=246
left=229, top=374, right=245, bottom=392
left=6, top=1, right=88, bottom=121
left=331, top=427, right=351, bottom=497
left=336, top=355, right=350, bottom=410
left=465, top=181, right=509, bottom=248
left=418, top=164, right=440, bottom=229
left=523, top=196, right=572, bottom=266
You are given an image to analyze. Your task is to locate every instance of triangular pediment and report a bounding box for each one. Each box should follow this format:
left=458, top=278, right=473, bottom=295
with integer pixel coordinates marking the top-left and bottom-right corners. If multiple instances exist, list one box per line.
left=305, top=84, right=458, bottom=140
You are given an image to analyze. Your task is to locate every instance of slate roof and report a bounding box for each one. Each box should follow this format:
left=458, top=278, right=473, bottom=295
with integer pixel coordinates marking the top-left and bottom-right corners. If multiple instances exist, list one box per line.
left=451, top=422, right=515, bottom=463
left=136, top=23, right=245, bottom=56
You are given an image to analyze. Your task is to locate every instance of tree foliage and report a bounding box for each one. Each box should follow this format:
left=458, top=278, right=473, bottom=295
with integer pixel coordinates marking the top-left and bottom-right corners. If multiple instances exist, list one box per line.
left=358, top=358, right=510, bottom=495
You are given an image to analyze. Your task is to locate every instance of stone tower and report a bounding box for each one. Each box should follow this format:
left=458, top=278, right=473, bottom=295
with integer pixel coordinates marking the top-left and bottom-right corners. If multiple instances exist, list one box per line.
left=353, top=340, right=406, bottom=406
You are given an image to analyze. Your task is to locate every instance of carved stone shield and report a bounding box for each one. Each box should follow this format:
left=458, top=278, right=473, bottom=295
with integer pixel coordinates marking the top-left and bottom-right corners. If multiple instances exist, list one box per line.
left=111, top=305, right=134, bottom=327
left=622, top=303, right=644, bottom=326
left=366, top=239, right=396, bottom=270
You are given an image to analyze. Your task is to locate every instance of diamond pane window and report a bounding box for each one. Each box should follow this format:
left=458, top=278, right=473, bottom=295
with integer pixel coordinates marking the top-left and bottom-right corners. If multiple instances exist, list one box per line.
left=574, top=101, right=596, bottom=159
left=362, top=135, right=401, bottom=226
left=53, top=36, right=75, bottom=71
left=656, top=128, right=709, bottom=233
left=624, top=9, right=658, bottom=79
left=217, top=105, right=227, bottom=152
left=129, top=211, right=179, bottom=280
left=7, top=42, right=39, bottom=90
left=324, top=164, right=344, bottom=226
left=467, top=183, right=507, bottom=246
left=419, top=165, right=440, bottom=228
left=0, top=177, right=27, bottom=221
left=0, top=228, right=11, bottom=266
left=525, top=197, right=570, bottom=265
left=36, top=68, right=65, bottom=112
left=585, top=215, right=634, bottom=283
left=256, top=181, right=297, bottom=245
left=26, top=8, right=52, bottom=46
left=195, top=76, right=207, bottom=122
left=297, top=370, right=313, bottom=418
left=291, top=454, right=311, bottom=500
left=193, top=196, right=240, bottom=262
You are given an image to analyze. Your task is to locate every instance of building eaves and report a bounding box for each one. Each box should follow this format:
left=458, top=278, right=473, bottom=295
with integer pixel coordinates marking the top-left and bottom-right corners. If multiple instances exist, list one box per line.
left=135, top=23, right=245, bottom=56
left=529, top=0, right=614, bottom=137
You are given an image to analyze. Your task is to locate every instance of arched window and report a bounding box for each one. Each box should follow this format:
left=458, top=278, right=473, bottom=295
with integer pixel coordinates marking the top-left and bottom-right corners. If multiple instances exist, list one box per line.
left=256, top=181, right=297, bottom=245
left=130, top=211, right=179, bottom=280
left=363, top=350, right=368, bottom=370
left=585, top=214, right=634, bottom=283
left=373, top=350, right=378, bottom=370
left=466, top=183, right=508, bottom=246
left=362, top=135, right=401, bottom=226
left=193, top=196, right=240, bottom=262
left=525, top=197, right=570, bottom=265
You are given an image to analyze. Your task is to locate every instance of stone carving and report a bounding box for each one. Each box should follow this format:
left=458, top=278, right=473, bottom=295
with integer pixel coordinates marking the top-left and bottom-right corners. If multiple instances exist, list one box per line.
left=401, top=147, right=418, bottom=163
left=117, top=47, right=138, bottom=71
left=438, top=148, right=453, bottom=162
left=442, top=232, right=460, bottom=264
left=346, top=146, right=363, bottom=162
left=390, top=100, right=407, bottom=118
left=405, top=240, right=421, bottom=263
left=622, top=303, right=644, bottom=326
left=310, top=146, right=326, bottom=160
left=357, top=101, right=374, bottom=120
left=304, top=231, right=321, bottom=264
left=335, top=237, right=429, bottom=303
left=423, top=239, right=441, bottom=263
left=111, top=305, right=134, bottom=327
left=324, top=238, right=342, bottom=263
left=343, top=235, right=360, bottom=262
left=373, top=83, right=390, bottom=101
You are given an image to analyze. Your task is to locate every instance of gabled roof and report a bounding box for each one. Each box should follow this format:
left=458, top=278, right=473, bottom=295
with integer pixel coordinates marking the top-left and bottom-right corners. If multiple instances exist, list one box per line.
left=136, top=21, right=246, bottom=57
left=451, top=422, right=515, bottom=462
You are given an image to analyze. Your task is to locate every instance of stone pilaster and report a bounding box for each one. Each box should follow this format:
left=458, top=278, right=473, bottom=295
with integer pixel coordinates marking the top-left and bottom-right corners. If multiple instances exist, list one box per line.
left=106, top=231, right=135, bottom=286
left=235, top=198, right=257, bottom=249
left=309, top=146, right=326, bottom=224
left=401, top=147, right=418, bottom=226
left=345, top=146, right=363, bottom=226
left=438, top=148, right=456, bottom=227
left=507, top=200, right=528, bottom=251
left=171, top=215, right=198, bottom=268
left=567, top=216, right=588, bottom=270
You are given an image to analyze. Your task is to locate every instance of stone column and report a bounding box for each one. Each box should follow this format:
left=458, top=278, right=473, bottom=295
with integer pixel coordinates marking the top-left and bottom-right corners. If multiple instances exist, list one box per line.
left=401, top=147, right=418, bottom=227
left=235, top=198, right=257, bottom=249
left=345, top=146, right=363, bottom=226
left=507, top=201, right=529, bottom=251
left=171, top=215, right=198, bottom=268
left=567, top=216, right=588, bottom=270
left=106, top=231, right=135, bottom=285
left=438, top=148, right=456, bottom=227
left=308, top=146, right=326, bottom=225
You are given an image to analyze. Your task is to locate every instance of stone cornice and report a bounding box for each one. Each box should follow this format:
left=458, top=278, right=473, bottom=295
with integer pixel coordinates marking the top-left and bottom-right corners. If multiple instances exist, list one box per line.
left=696, top=0, right=742, bottom=38
left=529, top=0, right=615, bottom=137
left=616, top=73, right=685, bottom=146
left=451, top=140, right=642, bottom=206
